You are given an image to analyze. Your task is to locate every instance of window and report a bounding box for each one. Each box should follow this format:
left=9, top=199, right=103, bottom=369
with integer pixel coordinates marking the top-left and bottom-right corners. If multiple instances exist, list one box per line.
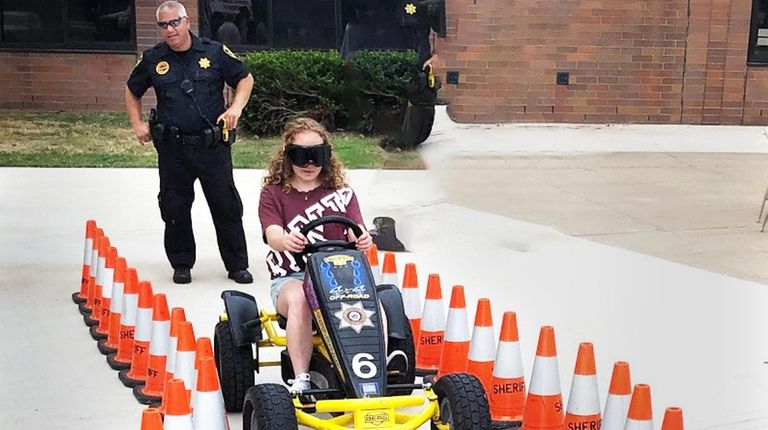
left=749, top=0, right=768, bottom=64
left=0, top=0, right=134, bottom=51
left=200, top=0, right=342, bottom=50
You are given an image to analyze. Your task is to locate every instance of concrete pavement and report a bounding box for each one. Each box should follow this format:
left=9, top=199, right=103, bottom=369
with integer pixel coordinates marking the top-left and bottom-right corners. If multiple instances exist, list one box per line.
left=2, top=110, right=768, bottom=429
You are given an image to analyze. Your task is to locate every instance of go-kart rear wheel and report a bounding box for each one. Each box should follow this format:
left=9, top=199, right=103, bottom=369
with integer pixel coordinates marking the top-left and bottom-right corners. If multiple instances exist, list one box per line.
left=431, top=373, right=492, bottom=430
left=386, top=319, right=416, bottom=396
left=243, top=384, right=297, bottom=430
left=214, top=320, right=255, bottom=413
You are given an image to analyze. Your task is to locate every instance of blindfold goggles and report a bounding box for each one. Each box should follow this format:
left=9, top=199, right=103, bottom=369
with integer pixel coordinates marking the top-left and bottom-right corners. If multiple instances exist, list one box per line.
left=285, top=143, right=331, bottom=167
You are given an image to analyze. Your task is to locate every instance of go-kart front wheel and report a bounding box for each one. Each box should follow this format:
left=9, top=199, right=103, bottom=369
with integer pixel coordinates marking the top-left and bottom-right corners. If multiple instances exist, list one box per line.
left=243, top=383, right=297, bottom=429
left=431, top=373, right=492, bottom=429
left=214, top=320, right=255, bottom=412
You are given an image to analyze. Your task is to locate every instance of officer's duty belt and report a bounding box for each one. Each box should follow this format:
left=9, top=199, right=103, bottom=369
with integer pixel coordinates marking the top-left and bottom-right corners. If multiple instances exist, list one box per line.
left=178, top=127, right=223, bottom=147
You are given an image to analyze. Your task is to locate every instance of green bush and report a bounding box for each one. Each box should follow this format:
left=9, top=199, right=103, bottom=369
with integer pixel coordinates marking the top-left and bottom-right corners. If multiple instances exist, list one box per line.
left=241, top=49, right=417, bottom=136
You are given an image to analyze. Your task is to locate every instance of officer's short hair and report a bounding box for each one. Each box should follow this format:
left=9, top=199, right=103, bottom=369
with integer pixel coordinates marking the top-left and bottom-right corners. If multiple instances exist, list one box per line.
left=156, top=1, right=187, bottom=20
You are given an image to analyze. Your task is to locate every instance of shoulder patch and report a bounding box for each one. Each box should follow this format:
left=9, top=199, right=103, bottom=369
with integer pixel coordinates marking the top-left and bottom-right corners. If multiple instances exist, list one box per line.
left=222, top=44, right=239, bottom=60
left=134, top=53, right=143, bottom=69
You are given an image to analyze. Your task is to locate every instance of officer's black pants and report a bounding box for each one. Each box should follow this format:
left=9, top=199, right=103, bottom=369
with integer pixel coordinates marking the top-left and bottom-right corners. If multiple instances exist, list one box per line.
left=156, top=141, right=248, bottom=272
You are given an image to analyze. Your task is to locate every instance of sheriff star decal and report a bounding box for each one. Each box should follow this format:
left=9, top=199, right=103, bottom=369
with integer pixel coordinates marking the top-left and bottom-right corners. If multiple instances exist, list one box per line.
left=198, top=57, right=211, bottom=69
left=334, top=302, right=375, bottom=334
left=404, top=3, right=417, bottom=15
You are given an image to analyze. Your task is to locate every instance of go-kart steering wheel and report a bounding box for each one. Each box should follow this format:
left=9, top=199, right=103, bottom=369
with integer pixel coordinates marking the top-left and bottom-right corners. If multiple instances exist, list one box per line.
left=293, top=215, right=364, bottom=270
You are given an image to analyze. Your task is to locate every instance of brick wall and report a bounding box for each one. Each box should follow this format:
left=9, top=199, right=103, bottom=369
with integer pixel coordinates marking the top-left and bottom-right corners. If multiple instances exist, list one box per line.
left=0, top=0, right=199, bottom=112
left=2, top=0, right=768, bottom=125
left=437, top=0, right=768, bottom=125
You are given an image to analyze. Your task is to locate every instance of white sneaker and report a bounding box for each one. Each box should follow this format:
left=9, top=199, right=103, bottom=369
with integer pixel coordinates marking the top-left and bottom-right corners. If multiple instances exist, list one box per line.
left=288, top=372, right=312, bottom=394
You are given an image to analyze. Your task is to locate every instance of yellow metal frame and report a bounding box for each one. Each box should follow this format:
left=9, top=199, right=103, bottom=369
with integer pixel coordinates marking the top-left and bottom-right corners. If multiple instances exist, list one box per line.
left=221, top=310, right=445, bottom=429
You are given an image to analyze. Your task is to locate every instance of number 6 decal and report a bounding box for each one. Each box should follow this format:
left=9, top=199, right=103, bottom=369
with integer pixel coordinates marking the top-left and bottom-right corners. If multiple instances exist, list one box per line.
left=352, top=353, right=377, bottom=379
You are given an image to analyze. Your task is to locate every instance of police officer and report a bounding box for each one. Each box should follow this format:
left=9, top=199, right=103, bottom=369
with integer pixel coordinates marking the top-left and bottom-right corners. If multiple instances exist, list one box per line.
left=125, top=1, right=254, bottom=285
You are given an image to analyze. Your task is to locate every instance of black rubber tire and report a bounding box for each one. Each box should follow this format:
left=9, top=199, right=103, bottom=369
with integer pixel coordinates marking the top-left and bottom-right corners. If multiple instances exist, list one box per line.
left=214, top=320, right=255, bottom=413
left=400, top=103, right=435, bottom=148
left=242, top=384, right=297, bottom=430
left=386, top=319, right=416, bottom=396
left=430, top=373, right=492, bottom=430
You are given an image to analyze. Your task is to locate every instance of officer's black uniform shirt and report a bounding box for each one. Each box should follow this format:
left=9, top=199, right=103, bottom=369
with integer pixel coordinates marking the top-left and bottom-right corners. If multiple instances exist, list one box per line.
left=127, top=33, right=249, bottom=134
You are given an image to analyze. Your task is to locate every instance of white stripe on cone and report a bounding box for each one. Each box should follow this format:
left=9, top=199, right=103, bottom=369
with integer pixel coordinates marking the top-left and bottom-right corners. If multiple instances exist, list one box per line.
left=102, top=266, right=114, bottom=300
left=493, top=341, right=524, bottom=378
left=402, top=288, right=422, bottom=320
left=89, top=249, right=98, bottom=278
left=134, top=307, right=153, bottom=343
left=381, top=272, right=398, bottom=287
left=468, top=326, right=495, bottom=361
left=175, top=350, right=196, bottom=392
left=109, top=281, right=124, bottom=313
left=624, top=418, right=653, bottom=430
left=193, top=390, right=229, bottom=430
left=96, top=255, right=106, bottom=290
left=603, top=394, right=631, bottom=430
left=121, top=292, right=138, bottom=326
left=83, top=238, right=93, bottom=265
left=529, top=356, right=561, bottom=396
left=149, top=321, right=170, bottom=355
left=567, top=374, right=601, bottom=414
left=444, top=308, right=469, bottom=342
left=166, top=336, right=179, bottom=375
left=420, top=299, right=445, bottom=331
left=164, top=414, right=194, bottom=430
left=370, top=262, right=381, bottom=285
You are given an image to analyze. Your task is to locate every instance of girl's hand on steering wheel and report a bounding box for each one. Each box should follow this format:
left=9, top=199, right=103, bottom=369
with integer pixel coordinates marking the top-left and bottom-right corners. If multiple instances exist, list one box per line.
left=350, top=227, right=373, bottom=252
left=283, top=229, right=308, bottom=253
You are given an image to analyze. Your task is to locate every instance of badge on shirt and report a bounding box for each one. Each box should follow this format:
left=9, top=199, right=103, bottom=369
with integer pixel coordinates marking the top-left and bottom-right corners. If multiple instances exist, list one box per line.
left=404, top=3, right=417, bottom=15
left=198, top=57, right=211, bottom=69
left=222, top=44, right=239, bottom=60
left=155, top=61, right=170, bottom=75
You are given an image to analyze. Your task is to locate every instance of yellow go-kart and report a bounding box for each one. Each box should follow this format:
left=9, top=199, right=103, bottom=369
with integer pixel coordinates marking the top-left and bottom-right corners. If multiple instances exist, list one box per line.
left=214, top=216, right=491, bottom=429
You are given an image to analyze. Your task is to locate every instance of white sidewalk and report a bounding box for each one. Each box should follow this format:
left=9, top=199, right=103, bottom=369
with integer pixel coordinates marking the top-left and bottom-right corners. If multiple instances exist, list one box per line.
left=1, top=117, right=768, bottom=429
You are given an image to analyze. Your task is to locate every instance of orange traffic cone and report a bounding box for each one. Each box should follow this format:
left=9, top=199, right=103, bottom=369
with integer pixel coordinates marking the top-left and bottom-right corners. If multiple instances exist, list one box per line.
left=661, top=407, right=684, bottom=430
left=107, top=267, right=139, bottom=370
left=134, top=293, right=172, bottom=404
left=401, top=263, right=422, bottom=339
left=437, top=285, right=470, bottom=377
left=190, top=337, right=214, bottom=410
left=118, top=281, right=154, bottom=388
left=83, top=235, right=110, bottom=322
left=77, top=226, right=101, bottom=310
left=139, top=407, right=163, bottom=430
left=165, top=308, right=188, bottom=383
left=415, top=274, right=445, bottom=375
left=624, top=384, right=653, bottom=430
left=192, top=357, right=229, bottom=430
left=564, top=343, right=601, bottom=430
left=381, top=251, right=398, bottom=286
left=490, top=311, right=526, bottom=424
left=98, top=256, right=127, bottom=355
left=174, top=321, right=197, bottom=396
left=163, top=379, right=194, bottom=430
left=366, top=243, right=381, bottom=285
left=602, top=361, right=632, bottom=430
left=91, top=246, right=119, bottom=341
left=73, top=219, right=97, bottom=304
left=521, top=326, right=564, bottom=430
left=466, top=298, right=495, bottom=395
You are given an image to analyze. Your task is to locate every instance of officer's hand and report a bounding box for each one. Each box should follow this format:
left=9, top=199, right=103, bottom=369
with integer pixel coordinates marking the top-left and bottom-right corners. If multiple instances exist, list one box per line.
left=132, top=122, right=151, bottom=145
left=423, top=54, right=439, bottom=74
left=217, top=107, right=242, bottom=130
left=283, top=229, right=308, bottom=253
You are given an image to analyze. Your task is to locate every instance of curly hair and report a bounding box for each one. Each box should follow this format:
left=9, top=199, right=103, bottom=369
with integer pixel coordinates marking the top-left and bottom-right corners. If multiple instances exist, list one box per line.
left=262, top=117, right=346, bottom=192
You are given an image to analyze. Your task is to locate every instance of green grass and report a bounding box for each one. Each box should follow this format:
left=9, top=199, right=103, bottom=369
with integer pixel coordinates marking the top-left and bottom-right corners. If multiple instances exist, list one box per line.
left=0, top=110, right=422, bottom=169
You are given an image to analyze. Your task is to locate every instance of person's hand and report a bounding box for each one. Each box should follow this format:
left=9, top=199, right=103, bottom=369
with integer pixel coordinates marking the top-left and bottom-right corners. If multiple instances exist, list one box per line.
left=351, top=228, right=373, bottom=252
left=423, top=53, right=439, bottom=74
left=283, top=229, right=308, bottom=253
left=132, top=121, right=151, bottom=145
left=217, top=106, right=243, bottom=130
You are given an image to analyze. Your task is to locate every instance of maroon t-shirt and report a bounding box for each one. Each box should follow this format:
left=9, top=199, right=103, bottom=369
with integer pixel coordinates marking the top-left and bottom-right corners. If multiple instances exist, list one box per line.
left=258, top=184, right=365, bottom=279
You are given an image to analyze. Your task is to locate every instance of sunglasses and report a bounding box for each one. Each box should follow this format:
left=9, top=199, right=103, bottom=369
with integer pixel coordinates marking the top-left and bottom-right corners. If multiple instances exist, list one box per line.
left=285, top=143, right=331, bottom=168
left=157, top=16, right=185, bottom=29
